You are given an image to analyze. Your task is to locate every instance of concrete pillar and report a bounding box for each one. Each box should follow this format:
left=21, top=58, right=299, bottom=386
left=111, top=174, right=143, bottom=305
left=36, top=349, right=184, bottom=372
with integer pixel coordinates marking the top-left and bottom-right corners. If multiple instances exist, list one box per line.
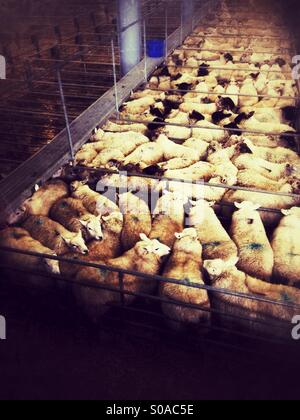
left=118, top=0, right=142, bottom=76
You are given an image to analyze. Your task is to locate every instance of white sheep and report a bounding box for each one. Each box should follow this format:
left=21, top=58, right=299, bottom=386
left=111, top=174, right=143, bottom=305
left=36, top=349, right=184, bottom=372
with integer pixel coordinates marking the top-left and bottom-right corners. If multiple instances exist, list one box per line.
left=164, top=161, right=215, bottom=182
left=89, top=149, right=125, bottom=169
left=23, top=215, right=89, bottom=256
left=163, top=111, right=191, bottom=141
left=122, top=97, right=155, bottom=114
left=243, top=139, right=300, bottom=165
left=272, top=207, right=300, bottom=288
left=71, top=181, right=119, bottom=217
left=222, top=184, right=300, bottom=227
left=183, top=138, right=210, bottom=159
left=149, top=191, right=188, bottom=248
left=161, top=228, right=211, bottom=326
left=189, top=200, right=238, bottom=261
left=119, top=192, right=152, bottom=251
left=239, top=78, right=259, bottom=107
left=101, top=121, right=148, bottom=135
left=50, top=198, right=103, bottom=242
left=0, top=228, right=60, bottom=290
left=122, top=142, right=165, bottom=170
left=233, top=154, right=295, bottom=181
left=192, top=120, right=226, bottom=143
left=203, top=258, right=300, bottom=330
left=230, top=202, right=274, bottom=281
left=73, top=235, right=170, bottom=321
left=156, top=134, right=201, bottom=161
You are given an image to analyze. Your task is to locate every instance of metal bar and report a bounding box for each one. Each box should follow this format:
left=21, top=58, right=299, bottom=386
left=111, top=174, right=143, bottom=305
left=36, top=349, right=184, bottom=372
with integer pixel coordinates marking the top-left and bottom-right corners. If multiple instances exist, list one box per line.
left=57, top=69, right=75, bottom=162
left=0, top=246, right=299, bottom=312
left=164, top=63, right=293, bottom=76
left=111, top=39, right=119, bottom=116
left=115, top=117, right=300, bottom=140
left=74, top=164, right=300, bottom=201
left=145, top=85, right=299, bottom=100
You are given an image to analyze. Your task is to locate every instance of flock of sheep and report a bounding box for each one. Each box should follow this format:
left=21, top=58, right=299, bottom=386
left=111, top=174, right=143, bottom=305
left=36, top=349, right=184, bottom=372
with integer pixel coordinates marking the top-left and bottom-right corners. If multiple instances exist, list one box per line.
left=1, top=1, right=300, bottom=335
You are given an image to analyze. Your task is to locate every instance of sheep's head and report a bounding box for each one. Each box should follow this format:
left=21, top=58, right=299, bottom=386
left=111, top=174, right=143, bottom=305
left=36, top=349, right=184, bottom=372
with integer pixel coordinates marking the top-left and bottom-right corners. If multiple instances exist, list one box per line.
left=70, top=180, right=86, bottom=193
left=235, top=201, right=261, bottom=214
left=137, top=234, right=171, bottom=259
left=62, top=231, right=89, bottom=255
left=102, top=212, right=124, bottom=234
left=282, top=207, right=300, bottom=218
left=43, top=257, right=60, bottom=275
left=203, top=257, right=239, bottom=280
left=174, top=228, right=202, bottom=254
left=80, top=215, right=103, bottom=241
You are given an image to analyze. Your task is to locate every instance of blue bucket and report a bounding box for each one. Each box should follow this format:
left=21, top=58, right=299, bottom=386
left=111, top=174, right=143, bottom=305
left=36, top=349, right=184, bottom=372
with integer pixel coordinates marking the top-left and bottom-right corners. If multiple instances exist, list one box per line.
left=147, top=39, right=165, bottom=58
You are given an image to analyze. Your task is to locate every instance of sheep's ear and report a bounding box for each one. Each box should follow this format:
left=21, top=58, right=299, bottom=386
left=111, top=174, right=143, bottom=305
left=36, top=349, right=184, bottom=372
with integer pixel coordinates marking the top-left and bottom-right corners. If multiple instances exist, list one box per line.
left=235, top=201, right=260, bottom=211
left=34, top=184, right=40, bottom=192
left=225, top=256, right=239, bottom=268
left=140, top=233, right=149, bottom=242
left=282, top=209, right=291, bottom=216
left=208, top=201, right=216, bottom=207
left=175, top=232, right=182, bottom=239
left=79, top=219, right=88, bottom=227
left=189, top=199, right=198, bottom=207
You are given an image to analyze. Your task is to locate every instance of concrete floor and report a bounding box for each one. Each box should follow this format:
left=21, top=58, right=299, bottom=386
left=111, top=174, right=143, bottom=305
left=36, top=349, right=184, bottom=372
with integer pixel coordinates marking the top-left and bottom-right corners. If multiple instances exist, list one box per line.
left=0, top=279, right=300, bottom=400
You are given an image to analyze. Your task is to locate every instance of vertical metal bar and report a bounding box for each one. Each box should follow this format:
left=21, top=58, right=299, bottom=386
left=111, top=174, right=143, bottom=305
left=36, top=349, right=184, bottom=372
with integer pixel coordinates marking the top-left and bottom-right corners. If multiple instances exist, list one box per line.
left=165, top=2, right=168, bottom=60
left=180, top=1, right=183, bottom=44
left=111, top=39, right=119, bottom=116
left=57, top=68, right=75, bottom=163
left=119, top=272, right=125, bottom=306
left=143, top=19, right=148, bottom=82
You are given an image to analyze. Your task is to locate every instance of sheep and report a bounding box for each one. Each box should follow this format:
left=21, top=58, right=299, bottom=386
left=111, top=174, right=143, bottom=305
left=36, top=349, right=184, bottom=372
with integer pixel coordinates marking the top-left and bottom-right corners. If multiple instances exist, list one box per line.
left=122, top=142, right=165, bottom=170
left=225, top=79, right=240, bottom=107
left=210, top=85, right=227, bottom=103
left=23, top=215, right=88, bottom=256
left=272, top=207, right=300, bottom=288
left=164, top=161, right=215, bottom=182
left=149, top=191, right=188, bottom=248
left=203, top=258, right=300, bottom=334
left=12, top=180, right=69, bottom=223
left=89, top=148, right=125, bottom=169
left=179, top=102, right=217, bottom=116
left=119, top=192, right=152, bottom=251
left=161, top=228, right=211, bottom=326
left=73, top=235, right=171, bottom=321
left=243, top=139, right=300, bottom=164
left=254, top=86, right=280, bottom=108
left=189, top=199, right=238, bottom=261
left=92, top=130, right=149, bottom=149
left=156, top=134, right=201, bottom=161
left=183, top=138, right=210, bottom=159
left=239, top=78, right=259, bottom=107
left=237, top=169, right=287, bottom=191
left=98, top=173, right=163, bottom=196
left=230, top=202, right=274, bottom=281
left=50, top=198, right=103, bottom=242
left=207, top=148, right=238, bottom=186
left=59, top=212, right=123, bottom=279
left=71, top=181, right=119, bottom=217
left=75, top=143, right=102, bottom=165
left=0, top=228, right=60, bottom=280
left=163, top=111, right=191, bottom=141
left=192, top=120, right=226, bottom=143
left=277, top=80, right=297, bottom=108
left=131, top=89, right=166, bottom=101
left=236, top=112, right=296, bottom=135
left=101, top=121, right=148, bottom=135
left=233, top=154, right=295, bottom=181
left=222, top=184, right=300, bottom=227
left=157, top=158, right=198, bottom=171
left=122, top=97, right=155, bottom=114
